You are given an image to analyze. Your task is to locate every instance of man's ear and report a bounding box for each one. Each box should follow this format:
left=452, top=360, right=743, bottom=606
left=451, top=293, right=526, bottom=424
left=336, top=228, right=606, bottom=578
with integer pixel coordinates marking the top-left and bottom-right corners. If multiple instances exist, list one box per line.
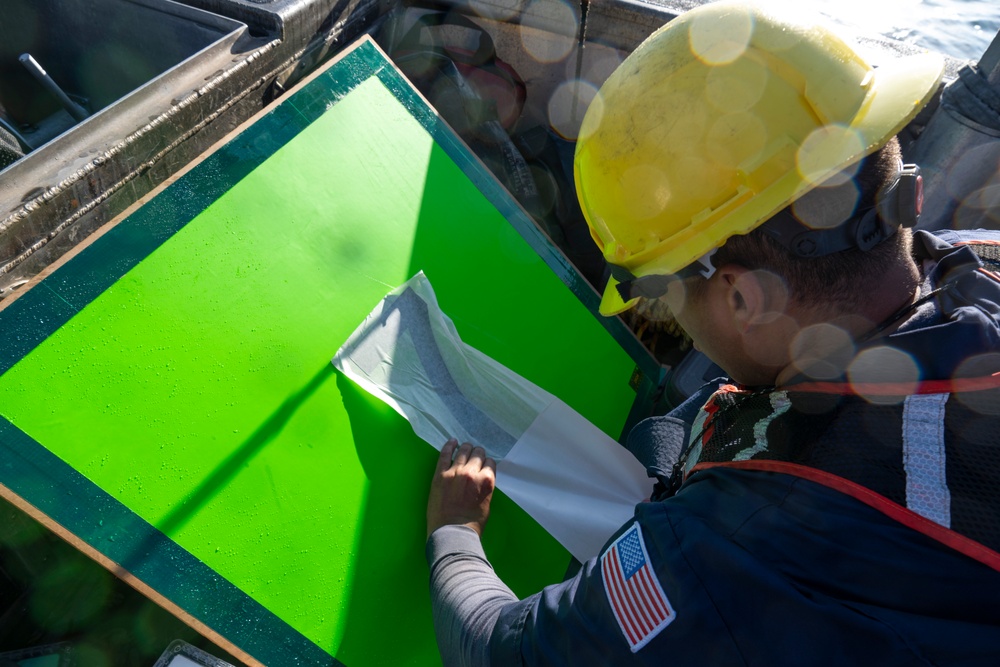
left=719, top=265, right=788, bottom=331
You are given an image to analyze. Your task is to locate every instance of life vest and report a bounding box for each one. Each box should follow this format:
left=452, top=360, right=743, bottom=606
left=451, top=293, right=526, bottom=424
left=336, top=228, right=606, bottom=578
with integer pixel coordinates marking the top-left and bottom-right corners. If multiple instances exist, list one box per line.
left=685, top=378, right=1000, bottom=572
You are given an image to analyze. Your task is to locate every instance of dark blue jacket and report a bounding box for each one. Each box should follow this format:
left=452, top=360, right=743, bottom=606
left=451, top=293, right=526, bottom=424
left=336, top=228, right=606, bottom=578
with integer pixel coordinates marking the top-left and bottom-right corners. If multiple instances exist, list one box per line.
left=486, top=469, right=1000, bottom=665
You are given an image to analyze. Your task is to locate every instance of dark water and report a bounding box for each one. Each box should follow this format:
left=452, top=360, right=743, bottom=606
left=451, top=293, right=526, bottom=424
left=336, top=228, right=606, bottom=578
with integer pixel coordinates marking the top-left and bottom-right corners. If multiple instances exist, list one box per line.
left=805, top=0, right=1000, bottom=61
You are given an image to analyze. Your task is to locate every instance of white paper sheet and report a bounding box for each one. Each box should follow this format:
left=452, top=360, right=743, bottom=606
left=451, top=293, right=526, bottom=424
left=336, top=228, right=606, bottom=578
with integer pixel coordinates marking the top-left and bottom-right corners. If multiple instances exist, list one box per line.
left=332, top=272, right=652, bottom=561
left=499, top=400, right=654, bottom=560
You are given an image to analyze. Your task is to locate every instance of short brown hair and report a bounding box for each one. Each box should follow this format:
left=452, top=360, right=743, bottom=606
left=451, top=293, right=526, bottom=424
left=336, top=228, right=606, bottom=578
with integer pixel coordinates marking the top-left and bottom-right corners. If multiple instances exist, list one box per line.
left=707, top=137, right=911, bottom=311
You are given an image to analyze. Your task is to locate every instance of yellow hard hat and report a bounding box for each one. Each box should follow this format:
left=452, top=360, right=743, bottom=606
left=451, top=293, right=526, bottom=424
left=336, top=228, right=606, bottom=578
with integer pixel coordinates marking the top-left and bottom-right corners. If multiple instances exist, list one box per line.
left=574, top=1, right=944, bottom=315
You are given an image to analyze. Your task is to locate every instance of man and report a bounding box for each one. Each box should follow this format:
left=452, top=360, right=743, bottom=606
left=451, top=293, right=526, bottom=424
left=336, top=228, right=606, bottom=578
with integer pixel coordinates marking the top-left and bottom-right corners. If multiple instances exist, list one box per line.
left=425, top=2, right=1000, bottom=665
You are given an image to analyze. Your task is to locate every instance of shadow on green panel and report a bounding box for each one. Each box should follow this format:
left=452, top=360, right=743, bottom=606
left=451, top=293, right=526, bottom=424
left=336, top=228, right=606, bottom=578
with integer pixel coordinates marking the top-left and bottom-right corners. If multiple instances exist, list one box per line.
left=333, top=372, right=443, bottom=666
left=121, top=364, right=337, bottom=569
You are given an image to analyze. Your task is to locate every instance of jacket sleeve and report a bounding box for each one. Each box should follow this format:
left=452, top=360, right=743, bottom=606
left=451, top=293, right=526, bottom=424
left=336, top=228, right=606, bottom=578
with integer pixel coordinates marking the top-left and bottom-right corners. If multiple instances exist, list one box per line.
left=428, top=507, right=745, bottom=667
left=486, top=505, right=745, bottom=666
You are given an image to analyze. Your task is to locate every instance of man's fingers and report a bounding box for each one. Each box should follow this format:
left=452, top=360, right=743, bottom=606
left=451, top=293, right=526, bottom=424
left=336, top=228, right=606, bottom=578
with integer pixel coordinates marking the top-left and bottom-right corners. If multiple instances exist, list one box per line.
left=469, top=446, right=496, bottom=476
left=427, top=440, right=495, bottom=540
left=436, top=439, right=458, bottom=475
left=437, top=440, right=495, bottom=476
left=452, top=442, right=473, bottom=467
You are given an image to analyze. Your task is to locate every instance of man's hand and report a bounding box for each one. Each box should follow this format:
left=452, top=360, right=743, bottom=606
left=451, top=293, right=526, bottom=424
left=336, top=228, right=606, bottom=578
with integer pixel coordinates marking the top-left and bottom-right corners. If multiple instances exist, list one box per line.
left=427, top=439, right=497, bottom=540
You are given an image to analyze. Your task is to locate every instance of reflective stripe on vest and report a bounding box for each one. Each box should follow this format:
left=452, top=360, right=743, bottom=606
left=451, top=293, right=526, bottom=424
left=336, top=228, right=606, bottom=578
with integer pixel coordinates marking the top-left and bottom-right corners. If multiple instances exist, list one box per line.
left=902, top=392, right=951, bottom=528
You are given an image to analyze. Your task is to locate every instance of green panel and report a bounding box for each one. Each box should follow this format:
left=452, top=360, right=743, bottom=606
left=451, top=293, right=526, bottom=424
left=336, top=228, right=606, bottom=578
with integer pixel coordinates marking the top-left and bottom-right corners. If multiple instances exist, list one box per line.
left=0, top=40, right=641, bottom=666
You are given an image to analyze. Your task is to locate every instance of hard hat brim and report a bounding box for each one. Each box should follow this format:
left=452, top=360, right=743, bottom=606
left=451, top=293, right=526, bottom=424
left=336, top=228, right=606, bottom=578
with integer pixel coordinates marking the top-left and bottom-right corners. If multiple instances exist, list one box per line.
left=847, top=51, right=944, bottom=157
left=599, top=275, right=640, bottom=316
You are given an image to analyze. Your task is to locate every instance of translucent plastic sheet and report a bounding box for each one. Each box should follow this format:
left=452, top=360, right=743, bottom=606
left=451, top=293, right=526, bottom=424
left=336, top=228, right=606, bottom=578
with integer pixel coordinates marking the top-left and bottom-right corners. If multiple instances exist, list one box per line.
left=333, top=273, right=652, bottom=561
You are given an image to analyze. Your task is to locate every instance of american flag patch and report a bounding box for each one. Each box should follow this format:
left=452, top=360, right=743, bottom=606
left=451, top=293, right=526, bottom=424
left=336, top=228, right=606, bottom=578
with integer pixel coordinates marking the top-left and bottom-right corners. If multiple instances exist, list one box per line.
left=601, top=522, right=675, bottom=652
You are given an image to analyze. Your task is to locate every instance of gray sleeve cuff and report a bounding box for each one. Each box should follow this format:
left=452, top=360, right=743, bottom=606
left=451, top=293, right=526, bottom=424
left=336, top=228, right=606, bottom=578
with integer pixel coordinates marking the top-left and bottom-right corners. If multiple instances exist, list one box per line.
left=426, top=524, right=490, bottom=567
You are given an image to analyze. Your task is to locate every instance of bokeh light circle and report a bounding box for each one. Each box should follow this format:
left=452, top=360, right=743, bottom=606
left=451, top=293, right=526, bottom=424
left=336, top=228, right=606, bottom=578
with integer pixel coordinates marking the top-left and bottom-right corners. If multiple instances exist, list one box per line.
left=519, top=0, right=578, bottom=63
left=791, top=323, right=856, bottom=381
left=797, top=125, right=865, bottom=187
left=549, top=79, right=600, bottom=140
left=689, top=6, right=754, bottom=65
left=954, top=353, right=1000, bottom=415
left=619, top=164, right=672, bottom=221
left=848, top=346, right=919, bottom=404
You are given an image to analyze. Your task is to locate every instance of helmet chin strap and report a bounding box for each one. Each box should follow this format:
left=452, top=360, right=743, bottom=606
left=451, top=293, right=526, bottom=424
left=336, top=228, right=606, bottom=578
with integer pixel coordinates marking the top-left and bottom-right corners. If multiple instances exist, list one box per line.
left=760, top=163, right=923, bottom=259
left=610, top=248, right=717, bottom=302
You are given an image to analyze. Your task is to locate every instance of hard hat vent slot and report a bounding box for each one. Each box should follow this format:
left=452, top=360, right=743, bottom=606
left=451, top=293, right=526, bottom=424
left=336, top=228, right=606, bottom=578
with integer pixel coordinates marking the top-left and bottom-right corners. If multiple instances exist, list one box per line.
left=692, top=186, right=753, bottom=228
left=738, top=136, right=797, bottom=193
